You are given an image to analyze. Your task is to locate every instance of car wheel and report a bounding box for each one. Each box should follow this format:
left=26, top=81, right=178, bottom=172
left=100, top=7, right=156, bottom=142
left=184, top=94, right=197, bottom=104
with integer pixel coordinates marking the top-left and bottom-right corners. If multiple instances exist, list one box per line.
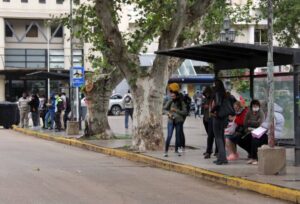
left=110, top=105, right=122, bottom=116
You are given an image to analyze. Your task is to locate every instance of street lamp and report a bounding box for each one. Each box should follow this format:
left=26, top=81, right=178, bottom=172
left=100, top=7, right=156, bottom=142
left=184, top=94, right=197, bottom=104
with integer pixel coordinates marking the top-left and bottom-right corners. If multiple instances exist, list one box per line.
left=219, top=17, right=236, bottom=43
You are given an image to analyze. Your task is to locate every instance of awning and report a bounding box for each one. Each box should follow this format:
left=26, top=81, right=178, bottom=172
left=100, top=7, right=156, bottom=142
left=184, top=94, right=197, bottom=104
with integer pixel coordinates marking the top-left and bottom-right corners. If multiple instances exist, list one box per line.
left=139, top=54, right=209, bottom=67
left=156, top=42, right=300, bottom=70
left=168, top=74, right=214, bottom=84
left=26, top=71, right=69, bottom=80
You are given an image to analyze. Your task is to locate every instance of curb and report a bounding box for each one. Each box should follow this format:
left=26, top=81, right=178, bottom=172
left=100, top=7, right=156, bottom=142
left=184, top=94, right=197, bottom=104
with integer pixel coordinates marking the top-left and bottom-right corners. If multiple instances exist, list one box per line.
left=12, top=126, right=300, bottom=203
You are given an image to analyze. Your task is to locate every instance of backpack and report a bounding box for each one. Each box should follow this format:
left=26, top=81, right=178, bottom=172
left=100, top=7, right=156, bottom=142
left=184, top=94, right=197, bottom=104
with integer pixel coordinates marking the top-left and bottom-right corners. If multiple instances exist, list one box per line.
left=57, top=100, right=64, bottom=112
left=182, top=94, right=192, bottom=112
left=124, top=95, right=132, bottom=103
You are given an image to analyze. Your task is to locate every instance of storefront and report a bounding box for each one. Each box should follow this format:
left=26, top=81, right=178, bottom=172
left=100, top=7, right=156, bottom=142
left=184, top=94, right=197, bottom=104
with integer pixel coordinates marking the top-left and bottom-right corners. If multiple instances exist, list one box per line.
left=1, top=70, right=70, bottom=102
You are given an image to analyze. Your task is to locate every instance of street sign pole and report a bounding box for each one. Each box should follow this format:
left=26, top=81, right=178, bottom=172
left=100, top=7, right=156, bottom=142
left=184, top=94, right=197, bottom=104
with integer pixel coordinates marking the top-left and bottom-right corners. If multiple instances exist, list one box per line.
left=76, top=87, right=79, bottom=122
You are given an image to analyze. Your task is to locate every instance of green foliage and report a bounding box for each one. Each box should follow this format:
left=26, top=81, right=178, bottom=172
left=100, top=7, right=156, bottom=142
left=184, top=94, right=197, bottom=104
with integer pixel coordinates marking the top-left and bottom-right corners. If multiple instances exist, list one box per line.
left=258, top=0, right=300, bottom=47
left=200, top=0, right=256, bottom=43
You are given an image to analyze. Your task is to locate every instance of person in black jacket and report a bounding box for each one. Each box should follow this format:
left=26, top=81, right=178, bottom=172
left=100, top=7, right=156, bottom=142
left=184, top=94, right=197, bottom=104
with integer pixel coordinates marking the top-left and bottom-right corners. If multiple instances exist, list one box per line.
left=28, top=94, right=40, bottom=128
left=210, top=79, right=228, bottom=165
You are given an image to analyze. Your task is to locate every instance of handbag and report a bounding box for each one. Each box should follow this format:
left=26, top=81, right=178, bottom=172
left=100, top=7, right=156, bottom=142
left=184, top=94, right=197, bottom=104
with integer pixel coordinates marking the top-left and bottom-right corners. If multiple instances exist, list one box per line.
left=217, top=97, right=235, bottom=118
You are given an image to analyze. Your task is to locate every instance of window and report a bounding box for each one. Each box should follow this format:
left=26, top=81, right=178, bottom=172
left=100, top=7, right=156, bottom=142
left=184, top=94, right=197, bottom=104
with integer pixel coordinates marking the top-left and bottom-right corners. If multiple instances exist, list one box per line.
left=5, top=25, right=13, bottom=37
left=254, top=29, right=268, bottom=45
left=5, top=49, right=46, bottom=69
left=56, top=0, right=63, bottom=4
left=49, top=49, right=64, bottom=69
left=51, top=25, right=63, bottom=38
left=39, top=0, right=46, bottom=3
left=26, top=25, right=38, bottom=38
left=21, top=0, right=28, bottom=2
left=3, top=0, right=10, bottom=2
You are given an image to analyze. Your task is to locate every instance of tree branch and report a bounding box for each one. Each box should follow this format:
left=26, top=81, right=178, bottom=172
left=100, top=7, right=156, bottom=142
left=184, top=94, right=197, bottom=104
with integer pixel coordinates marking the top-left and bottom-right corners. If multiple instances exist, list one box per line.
left=94, top=0, right=139, bottom=80
left=187, top=0, right=213, bottom=24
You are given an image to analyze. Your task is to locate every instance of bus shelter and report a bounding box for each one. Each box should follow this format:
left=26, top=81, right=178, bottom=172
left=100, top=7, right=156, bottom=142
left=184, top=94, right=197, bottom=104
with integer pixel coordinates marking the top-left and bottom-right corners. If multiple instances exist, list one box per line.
left=156, top=42, right=300, bottom=166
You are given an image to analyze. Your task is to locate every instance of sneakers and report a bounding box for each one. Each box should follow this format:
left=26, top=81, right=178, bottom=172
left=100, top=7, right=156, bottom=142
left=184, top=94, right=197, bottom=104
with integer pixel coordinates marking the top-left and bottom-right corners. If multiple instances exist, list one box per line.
left=227, top=153, right=239, bottom=161
left=204, top=153, right=211, bottom=159
left=247, top=159, right=258, bottom=165
left=163, top=152, right=168, bottom=157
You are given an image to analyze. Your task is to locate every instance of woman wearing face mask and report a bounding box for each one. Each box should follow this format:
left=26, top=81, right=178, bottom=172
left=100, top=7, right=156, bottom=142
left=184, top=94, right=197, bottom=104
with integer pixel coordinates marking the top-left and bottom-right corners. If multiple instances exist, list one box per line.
left=244, top=99, right=265, bottom=164
left=164, top=83, right=187, bottom=157
left=249, top=102, right=285, bottom=165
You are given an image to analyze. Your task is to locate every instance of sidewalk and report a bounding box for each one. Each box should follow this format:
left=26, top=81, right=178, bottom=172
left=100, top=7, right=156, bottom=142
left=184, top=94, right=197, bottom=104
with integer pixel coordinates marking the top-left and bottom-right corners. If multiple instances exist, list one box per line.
left=16, top=115, right=300, bottom=202
left=108, top=116, right=300, bottom=191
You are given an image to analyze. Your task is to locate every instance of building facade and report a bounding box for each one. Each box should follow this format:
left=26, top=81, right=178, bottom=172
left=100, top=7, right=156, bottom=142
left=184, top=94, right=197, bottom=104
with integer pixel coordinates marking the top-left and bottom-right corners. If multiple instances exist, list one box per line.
left=0, top=0, right=91, bottom=101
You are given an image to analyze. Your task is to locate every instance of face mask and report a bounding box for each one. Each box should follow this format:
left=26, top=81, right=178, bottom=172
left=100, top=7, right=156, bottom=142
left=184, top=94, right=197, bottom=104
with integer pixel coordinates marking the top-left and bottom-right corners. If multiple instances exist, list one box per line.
left=235, top=109, right=242, bottom=115
left=252, top=107, right=260, bottom=112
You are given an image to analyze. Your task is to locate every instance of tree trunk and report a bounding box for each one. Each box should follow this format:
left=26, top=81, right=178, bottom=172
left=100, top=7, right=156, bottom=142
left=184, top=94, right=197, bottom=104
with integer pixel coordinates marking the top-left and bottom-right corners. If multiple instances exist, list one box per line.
left=83, top=72, right=121, bottom=139
left=132, top=77, right=165, bottom=151
left=131, top=53, right=171, bottom=151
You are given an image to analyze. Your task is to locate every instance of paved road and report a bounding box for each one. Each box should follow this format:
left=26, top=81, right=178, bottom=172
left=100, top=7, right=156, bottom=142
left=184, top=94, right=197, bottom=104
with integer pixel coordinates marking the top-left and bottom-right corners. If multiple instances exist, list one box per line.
left=0, top=130, right=289, bottom=204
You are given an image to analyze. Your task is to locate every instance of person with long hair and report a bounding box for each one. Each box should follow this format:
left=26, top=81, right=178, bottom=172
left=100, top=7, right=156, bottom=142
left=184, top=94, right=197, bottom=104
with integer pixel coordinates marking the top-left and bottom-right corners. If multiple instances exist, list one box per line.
left=202, top=86, right=217, bottom=159
left=210, top=79, right=228, bottom=165
left=164, top=83, right=187, bottom=157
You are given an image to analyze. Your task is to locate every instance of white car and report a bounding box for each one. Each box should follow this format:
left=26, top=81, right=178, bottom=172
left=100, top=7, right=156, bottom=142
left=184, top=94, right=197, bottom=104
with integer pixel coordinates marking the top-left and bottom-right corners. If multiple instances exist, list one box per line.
left=108, top=94, right=125, bottom=116
left=80, top=94, right=125, bottom=116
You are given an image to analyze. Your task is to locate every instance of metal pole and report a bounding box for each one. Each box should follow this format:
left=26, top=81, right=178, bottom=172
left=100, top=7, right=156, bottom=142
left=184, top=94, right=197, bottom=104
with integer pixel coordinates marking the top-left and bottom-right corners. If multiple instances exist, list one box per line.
left=47, top=22, right=50, bottom=99
left=267, top=0, right=275, bottom=147
left=70, top=0, right=75, bottom=121
left=294, top=65, right=300, bottom=166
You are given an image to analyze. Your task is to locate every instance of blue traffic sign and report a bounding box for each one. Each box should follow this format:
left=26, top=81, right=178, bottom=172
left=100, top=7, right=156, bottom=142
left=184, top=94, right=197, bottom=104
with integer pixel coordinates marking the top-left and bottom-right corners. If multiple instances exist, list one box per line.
left=71, top=66, right=85, bottom=87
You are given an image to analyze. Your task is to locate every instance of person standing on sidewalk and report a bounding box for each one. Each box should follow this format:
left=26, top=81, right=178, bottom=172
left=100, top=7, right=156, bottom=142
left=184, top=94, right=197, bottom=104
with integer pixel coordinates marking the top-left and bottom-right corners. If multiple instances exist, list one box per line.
left=164, top=83, right=187, bottom=157
left=39, top=95, right=47, bottom=129
left=18, top=92, right=30, bottom=128
left=202, top=86, right=218, bottom=159
left=180, top=92, right=191, bottom=151
left=28, top=93, right=40, bottom=128
left=124, top=90, right=133, bottom=129
left=45, top=94, right=56, bottom=130
left=54, top=94, right=64, bottom=132
left=210, top=79, right=229, bottom=165
left=60, top=92, right=67, bottom=130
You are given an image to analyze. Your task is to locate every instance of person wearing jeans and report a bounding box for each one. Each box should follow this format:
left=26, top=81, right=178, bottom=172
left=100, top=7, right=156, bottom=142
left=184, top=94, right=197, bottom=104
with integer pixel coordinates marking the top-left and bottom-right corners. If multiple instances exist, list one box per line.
left=164, top=83, right=187, bottom=157
left=165, top=121, right=183, bottom=155
left=45, top=94, right=56, bottom=130
left=124, top=90, right=133, bottom=129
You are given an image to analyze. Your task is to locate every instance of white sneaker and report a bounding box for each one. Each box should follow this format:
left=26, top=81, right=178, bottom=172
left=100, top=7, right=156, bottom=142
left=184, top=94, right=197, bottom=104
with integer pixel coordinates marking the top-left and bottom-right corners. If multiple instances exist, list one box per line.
left=163, top=152, right=168, bottom=157
left=178, top=148, right=183, bottom=153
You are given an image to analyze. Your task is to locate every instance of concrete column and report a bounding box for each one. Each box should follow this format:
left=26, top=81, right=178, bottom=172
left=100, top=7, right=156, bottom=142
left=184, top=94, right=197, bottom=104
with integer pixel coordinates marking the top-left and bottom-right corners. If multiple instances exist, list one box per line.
left=64, top=26, right=71, bottom=70
left=0, top=17, right=5, bottom=70
left=248, top=25, right=255, bottom=44
left=0, top=76, right=5, bottom=101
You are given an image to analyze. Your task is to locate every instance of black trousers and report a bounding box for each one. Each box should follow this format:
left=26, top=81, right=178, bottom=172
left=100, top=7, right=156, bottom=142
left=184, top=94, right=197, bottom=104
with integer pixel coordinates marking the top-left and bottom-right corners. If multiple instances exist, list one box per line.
left=236, top=133, right=252, bottom=156
left=251, top=134, right=268, bottom=160
left=55, top=111, right=62, bottom=130
left=180, top=117, right=186, bottom=148
left=205, top=118, right=218, bottom=154
left=213, top=117, right=227, bottom=162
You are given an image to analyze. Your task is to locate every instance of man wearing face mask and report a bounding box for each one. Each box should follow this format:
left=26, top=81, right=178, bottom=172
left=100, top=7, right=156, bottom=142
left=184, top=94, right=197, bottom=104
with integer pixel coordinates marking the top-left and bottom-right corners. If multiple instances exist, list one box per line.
left=243, top=99, right=265, bottom=164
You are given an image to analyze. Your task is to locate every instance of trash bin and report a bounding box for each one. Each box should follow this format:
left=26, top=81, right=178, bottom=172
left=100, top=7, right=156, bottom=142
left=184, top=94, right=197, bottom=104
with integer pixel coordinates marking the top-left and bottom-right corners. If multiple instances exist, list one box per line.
left=0, top=102, right=19, bottom=129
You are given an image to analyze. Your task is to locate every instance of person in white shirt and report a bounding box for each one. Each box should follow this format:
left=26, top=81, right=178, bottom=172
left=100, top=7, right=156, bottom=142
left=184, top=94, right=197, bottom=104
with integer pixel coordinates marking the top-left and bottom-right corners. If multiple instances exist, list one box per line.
left=123, top=90, right=133, bottom=129
left=18, top=92, right=30, bottom=128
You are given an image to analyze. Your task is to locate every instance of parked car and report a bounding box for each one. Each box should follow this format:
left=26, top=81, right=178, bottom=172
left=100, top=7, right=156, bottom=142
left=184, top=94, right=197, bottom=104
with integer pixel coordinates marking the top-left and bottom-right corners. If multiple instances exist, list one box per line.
left=80, top=93, right=125, bottom=116
left=109, top=94, right=125, bottom=116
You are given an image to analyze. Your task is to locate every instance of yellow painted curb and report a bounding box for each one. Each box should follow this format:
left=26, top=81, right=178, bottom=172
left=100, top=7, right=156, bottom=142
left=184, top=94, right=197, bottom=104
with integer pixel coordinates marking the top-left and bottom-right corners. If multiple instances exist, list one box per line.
left=12, top=126, right=300, bottom=203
